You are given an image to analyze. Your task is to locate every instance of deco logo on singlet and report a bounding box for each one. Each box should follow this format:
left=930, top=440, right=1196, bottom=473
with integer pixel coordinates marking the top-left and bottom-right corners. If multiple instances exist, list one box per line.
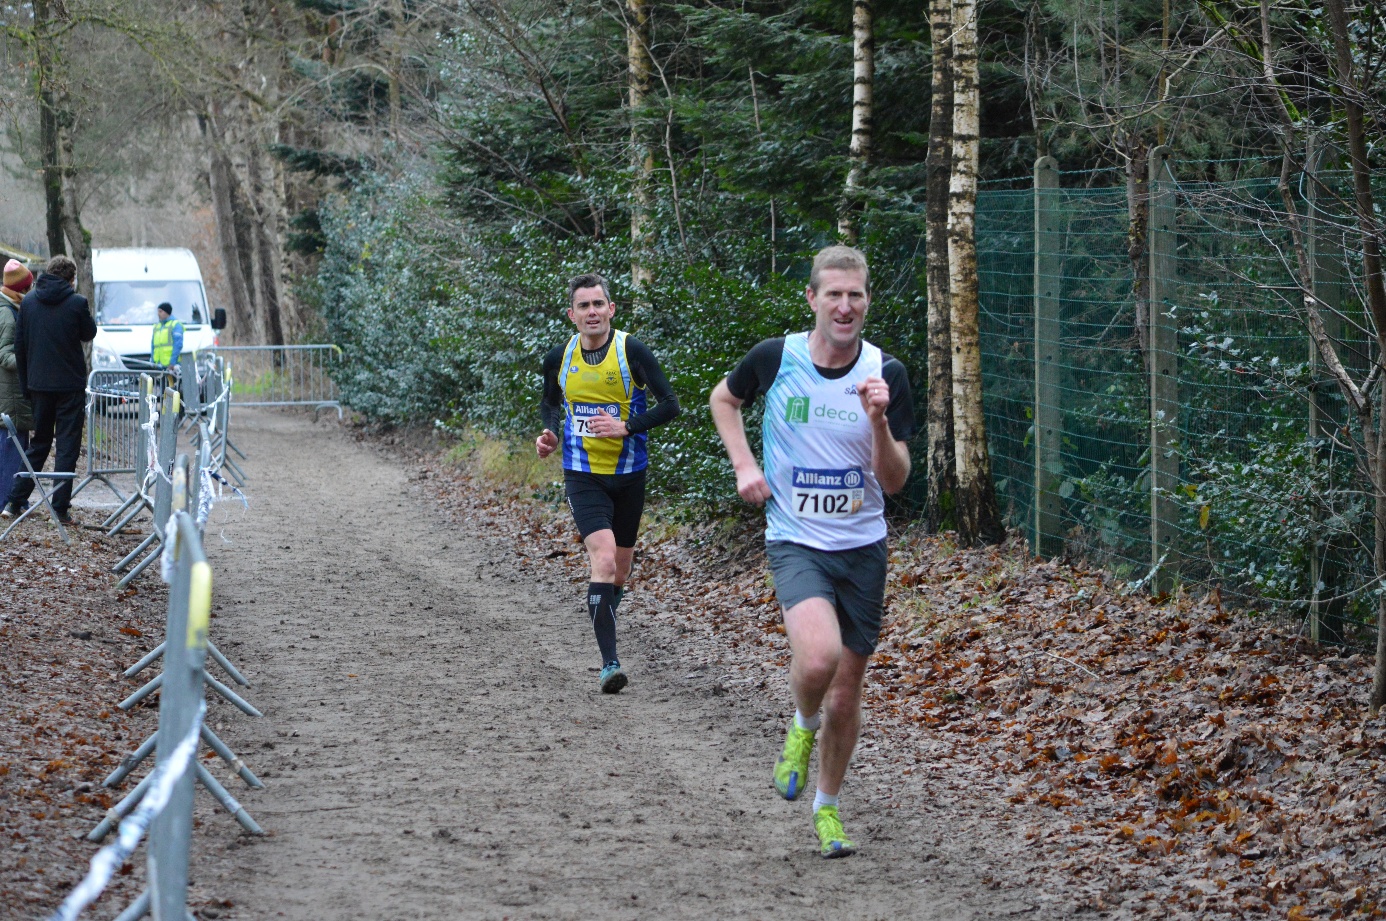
left=784, top=397, right=810, bottom=424
left=783, top=396, right=859, bottom=426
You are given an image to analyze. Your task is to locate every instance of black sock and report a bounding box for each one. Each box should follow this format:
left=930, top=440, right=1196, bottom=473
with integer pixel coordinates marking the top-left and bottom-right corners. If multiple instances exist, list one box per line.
left=588, top=582, right=618, bottom=665
left=613, top=585, right=625, bottom=610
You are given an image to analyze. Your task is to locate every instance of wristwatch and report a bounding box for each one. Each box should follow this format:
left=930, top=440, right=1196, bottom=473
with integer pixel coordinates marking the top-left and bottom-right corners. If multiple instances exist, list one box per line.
left=623, top=420, right=632, bottom=435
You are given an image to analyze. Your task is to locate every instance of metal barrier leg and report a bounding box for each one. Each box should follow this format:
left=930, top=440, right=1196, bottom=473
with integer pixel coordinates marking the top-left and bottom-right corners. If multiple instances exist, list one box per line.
left=105, top=494, right=150, bottom=534
left=87, top=771, right=155, bottom=842
left=200, top=725, right=264, bottom=788
left=206, top=673, right=263, bottom=718
left=124, top=641, right=166, bottom=679
left=194, top=762, right=264, bottom=835
left=103, top=731, right=159, bottom=788
left=104, top=498, right=141, bottom=532
left=113, top=531, right=159, bottom=573
left=207, top=640, right=250, bottom=686
left=119, top=672, right=163, bottom=711
left=222, top=455, right=248, bottom=487
left=115, top=540, right=165, bottom=590
left=112, top=889, right=151, bottom=921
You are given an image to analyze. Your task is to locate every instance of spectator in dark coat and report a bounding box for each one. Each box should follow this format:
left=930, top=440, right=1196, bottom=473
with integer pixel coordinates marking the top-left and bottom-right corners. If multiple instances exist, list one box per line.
left=5, top=255, right=97, bottom=521
left=0, top=259, right=35, bottom=517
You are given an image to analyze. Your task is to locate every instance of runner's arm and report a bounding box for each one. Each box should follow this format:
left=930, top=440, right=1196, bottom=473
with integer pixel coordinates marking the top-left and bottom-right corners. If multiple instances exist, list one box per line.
left=709, top=378, right=771, bottom=505
left=861, top=358, right=916, bottom=494
left=624, top=338, right=680, bottom=434
left=540, top=345, right=565, bottom=437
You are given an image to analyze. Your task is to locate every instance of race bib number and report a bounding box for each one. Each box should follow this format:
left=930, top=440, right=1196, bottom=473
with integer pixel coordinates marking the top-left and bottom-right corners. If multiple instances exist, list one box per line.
left=791, top=467, right=864, bottom=519
left=571, top=401, right=621, bottom=438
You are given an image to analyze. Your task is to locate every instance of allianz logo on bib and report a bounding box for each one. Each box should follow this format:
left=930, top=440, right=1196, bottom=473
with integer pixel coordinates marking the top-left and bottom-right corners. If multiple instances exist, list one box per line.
left=782, top=396, right=860, bottom=425
left=574, top=402, right=621, bottom=417
left=793, top=467, right=864, bottom=489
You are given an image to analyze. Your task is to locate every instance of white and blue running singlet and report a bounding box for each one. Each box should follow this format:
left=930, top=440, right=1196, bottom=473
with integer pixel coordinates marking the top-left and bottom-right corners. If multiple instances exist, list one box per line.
left=762, top=332, right=886, bottom=551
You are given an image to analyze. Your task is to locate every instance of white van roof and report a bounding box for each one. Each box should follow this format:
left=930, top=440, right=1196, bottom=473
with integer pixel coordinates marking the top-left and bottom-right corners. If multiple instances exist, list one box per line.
left=92, top=247, right=203, bottom=283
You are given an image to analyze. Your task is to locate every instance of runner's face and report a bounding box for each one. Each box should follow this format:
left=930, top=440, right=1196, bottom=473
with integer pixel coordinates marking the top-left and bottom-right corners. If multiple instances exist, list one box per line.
left=568, top=285, right=616, bottom=338
left=807, top=268, right=870, bottom=350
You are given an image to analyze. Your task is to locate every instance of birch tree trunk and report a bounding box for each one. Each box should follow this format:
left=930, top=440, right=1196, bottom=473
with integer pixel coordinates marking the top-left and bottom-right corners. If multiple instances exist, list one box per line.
left=837, top=0, right=874, bottom=245
left=627, top=0, right=654, bottom=292
left=926, top=0, right=956, bottom=532
left=948, top=0, right=1005, bottom=546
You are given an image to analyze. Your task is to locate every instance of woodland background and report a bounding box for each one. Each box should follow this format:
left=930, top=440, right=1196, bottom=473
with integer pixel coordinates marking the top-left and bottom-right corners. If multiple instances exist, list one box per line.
left=5, top=1, right=1386, bottom=682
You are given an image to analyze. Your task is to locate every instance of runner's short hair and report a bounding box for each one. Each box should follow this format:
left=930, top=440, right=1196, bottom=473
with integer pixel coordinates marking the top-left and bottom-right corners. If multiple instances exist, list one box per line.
left=808, top=245, right=870, bottom=295
left=46, top=254, right=77, bottom=283
left=568, top=273, right=612, bottom=305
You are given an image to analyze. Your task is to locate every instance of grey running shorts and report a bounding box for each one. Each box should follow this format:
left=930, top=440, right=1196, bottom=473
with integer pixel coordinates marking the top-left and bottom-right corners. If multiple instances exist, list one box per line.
left=765, top=538, right=888, bottom=656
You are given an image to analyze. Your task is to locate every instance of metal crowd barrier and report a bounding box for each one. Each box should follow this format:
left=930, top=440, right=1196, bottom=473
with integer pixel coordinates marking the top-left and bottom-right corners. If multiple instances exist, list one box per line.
left=53, top=495, right=263, bottom=921
left=211, top=344, right=342, bottom=419
left=73, top=369, right=170, bottom=505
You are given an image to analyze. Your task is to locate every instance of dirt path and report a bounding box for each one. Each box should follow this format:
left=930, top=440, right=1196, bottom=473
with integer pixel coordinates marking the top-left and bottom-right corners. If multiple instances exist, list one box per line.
left=187, top=410, right=1039, bottom=920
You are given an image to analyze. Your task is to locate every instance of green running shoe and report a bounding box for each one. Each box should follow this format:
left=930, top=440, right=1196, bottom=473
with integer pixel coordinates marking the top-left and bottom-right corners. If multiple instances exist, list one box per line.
left=813, top=805, right=857, bottom=859
left=773, top=721, right=816, bottom=800
left=599, top=662, right=628, bottom=694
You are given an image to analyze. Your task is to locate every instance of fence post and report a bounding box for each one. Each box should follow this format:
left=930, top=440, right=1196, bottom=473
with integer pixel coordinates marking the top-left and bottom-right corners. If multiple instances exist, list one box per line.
left=1148, top=146, right=1179, bottom=590
left=147, top=514, right=211, bottom=921
left=1033, top=156, right=1065, bottom=558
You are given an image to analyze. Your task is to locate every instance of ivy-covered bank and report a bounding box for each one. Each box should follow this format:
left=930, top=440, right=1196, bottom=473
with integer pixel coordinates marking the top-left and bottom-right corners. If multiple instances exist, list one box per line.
left=311, top=177, right=933, bottom=512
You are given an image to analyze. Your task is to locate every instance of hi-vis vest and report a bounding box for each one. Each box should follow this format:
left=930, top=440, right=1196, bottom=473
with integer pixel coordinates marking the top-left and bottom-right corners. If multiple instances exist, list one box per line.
left=761, top=332, right=886, bottom=551
left=151, top=319, right=181, bottom=366
left=558, top=330, right=647, bottom=475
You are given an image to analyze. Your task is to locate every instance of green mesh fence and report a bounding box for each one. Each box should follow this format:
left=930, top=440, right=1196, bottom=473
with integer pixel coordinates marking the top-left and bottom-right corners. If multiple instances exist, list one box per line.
left=976, top=165, right=1377, bottom=646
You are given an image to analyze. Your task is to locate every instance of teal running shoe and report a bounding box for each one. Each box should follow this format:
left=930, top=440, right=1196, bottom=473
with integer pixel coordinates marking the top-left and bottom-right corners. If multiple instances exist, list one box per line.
left=773, top=721, right=816, bottom=800
left=813, top=805, right=857, bottom=858
left=599, top=662, right=628, bottom=694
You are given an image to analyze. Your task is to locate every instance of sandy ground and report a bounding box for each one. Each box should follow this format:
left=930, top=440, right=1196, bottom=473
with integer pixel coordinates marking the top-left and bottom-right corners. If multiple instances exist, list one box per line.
left=178, top=410, right=1043, bottom=920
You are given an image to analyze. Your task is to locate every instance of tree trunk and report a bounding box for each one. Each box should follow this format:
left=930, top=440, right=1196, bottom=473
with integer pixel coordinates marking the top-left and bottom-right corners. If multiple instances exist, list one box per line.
left=53, top=119, right=93, bottom=301
left=33, top=0, right=65, bottom=258
left=1323, top=0, right=1386, bottom=712
left=246, top=140, right=286, bottom=346
left=203, top=109, right=256, bottom=343
left=948, top=0, right=1005, bottom=547
left=1125, top=135, right=1151, bottom=364
left=838, top=0, right=874, bottom=244
left=925, top=0, right=956, bottom=532
left=627, top=0, right=654, bottom=292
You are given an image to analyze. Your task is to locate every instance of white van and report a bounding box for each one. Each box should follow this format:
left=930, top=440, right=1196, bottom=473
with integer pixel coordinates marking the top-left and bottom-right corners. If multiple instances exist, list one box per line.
left=89, top=247, right=226, bottom=372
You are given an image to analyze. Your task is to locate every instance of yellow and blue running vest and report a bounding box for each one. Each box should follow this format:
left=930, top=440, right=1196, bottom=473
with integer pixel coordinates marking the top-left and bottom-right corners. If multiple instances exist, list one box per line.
left=558, top=330, right=648, bottom=474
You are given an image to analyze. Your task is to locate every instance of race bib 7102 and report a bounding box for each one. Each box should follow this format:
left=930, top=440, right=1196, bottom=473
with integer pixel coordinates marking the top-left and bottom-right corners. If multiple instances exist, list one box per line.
left=791, top=466, right=865, bottom=518
left=571, top=401, right=621, bottom=438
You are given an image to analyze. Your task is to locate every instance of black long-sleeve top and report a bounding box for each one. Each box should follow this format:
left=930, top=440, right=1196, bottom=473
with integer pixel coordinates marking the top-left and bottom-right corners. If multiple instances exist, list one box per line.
left=541, top=330, right=680, bottom=436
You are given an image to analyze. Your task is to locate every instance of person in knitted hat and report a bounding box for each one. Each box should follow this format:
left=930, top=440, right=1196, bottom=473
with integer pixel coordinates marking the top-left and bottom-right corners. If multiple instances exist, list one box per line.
left=0, top=259, right=36, bottom=519
left=3, top=259, right=33, bottom=298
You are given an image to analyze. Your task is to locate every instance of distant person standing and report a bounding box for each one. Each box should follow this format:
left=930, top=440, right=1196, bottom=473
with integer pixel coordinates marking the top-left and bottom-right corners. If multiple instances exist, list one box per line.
left=5, top=255, right=97, bottom=523
left=150, top=301, right=183, bottom=368
left=0, top=259, right=35, bottom=519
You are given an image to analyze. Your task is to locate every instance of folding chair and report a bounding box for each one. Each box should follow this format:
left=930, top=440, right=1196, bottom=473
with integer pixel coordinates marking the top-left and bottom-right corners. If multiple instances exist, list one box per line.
left=0, top=412, right=73, bottom=546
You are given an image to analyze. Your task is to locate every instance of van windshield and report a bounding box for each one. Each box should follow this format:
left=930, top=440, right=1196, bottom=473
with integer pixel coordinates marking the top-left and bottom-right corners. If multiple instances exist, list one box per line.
left=96, top=281, right=207, bottom=325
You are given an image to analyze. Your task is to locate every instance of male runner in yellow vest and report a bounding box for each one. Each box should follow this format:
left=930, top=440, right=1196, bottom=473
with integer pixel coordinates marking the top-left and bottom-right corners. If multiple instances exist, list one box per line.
left=536, top=273, right=680, bottom=693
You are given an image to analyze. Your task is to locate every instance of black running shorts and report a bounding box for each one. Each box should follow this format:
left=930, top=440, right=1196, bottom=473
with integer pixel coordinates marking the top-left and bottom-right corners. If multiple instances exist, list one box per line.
left=766, top=538, right=888, bottom=656
left=563, top=469, right=647, bottom=547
